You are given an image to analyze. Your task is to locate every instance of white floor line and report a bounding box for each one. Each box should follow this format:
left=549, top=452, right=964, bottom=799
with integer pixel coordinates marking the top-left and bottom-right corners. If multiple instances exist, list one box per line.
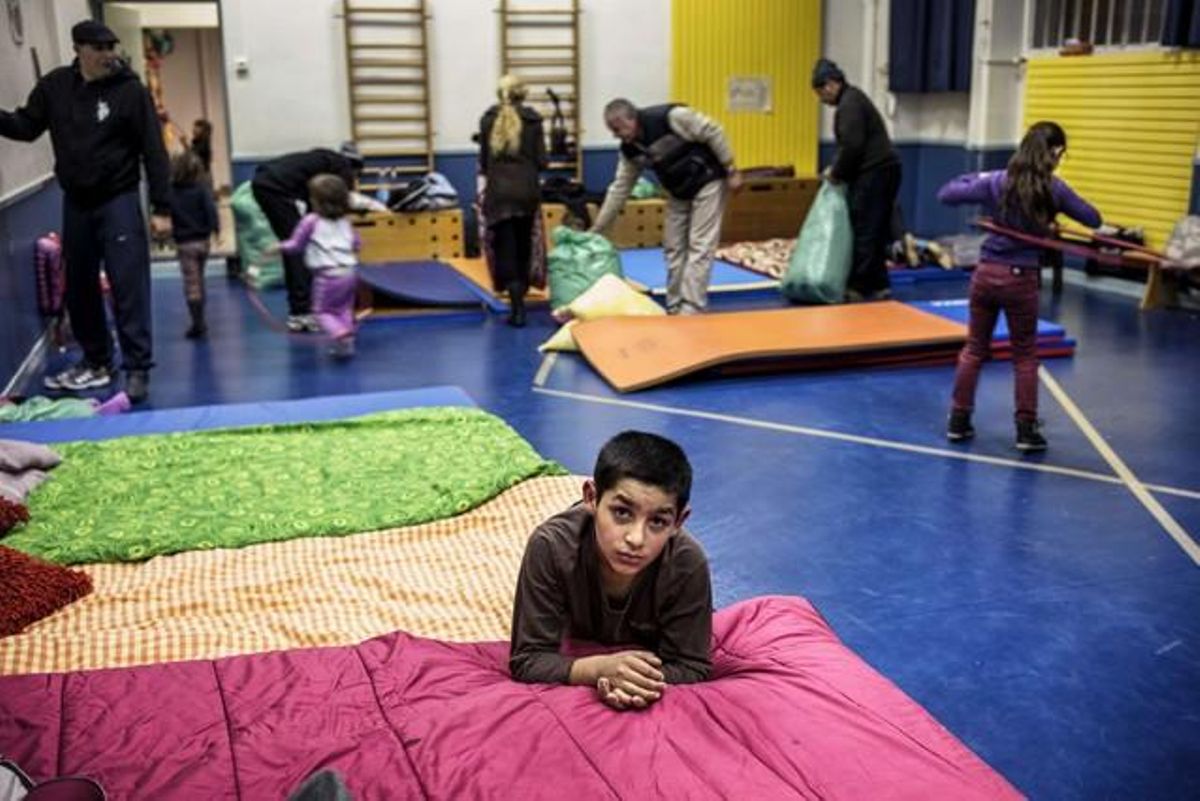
left=533, top=353, right=558, bottom=387
left=1039, top=366, right=1200, bottom=566
left=531, top=386, right=1200, bottom=504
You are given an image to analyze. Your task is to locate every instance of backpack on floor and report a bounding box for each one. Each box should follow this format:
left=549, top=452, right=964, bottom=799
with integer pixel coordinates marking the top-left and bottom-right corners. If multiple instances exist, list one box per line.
left=781, top=182, right=853, bottom=304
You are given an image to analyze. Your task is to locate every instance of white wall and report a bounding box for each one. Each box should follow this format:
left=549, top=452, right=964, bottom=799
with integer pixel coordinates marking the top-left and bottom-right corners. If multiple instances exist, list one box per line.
left=158, top=28, right=231, bottom=188
left=0, top=0, right=88, bottom=202
left=108, top=2, right=219, bottom=29
left=219, top=0, right=670, bottom=160
left=967, top=0, right=1026, bottom=150
left=819, top=0, right=981, bottom=146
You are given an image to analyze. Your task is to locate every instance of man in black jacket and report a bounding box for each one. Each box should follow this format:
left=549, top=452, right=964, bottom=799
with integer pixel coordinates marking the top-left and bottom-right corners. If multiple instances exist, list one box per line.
left=0, top=20, right=171, bottom=403
left=591, top=100, right=741, bottom=315
left=251, top=143, right=363, bottom=332
left=813, top=58, right=901, bottom=302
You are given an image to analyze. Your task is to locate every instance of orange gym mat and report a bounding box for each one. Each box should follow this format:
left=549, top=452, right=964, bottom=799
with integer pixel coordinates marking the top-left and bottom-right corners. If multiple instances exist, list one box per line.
left=570, top=301, right=969, bottom=392
left=442, top=258, right=551, bottom=307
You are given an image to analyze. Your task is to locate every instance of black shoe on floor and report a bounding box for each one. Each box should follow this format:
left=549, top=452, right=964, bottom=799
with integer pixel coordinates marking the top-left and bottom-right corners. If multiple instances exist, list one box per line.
left=185, top=300, right=208, bottom=339
left=126, top=370, right=150, bottom=404
left=946, top=410, right=975, bottom=442
left=1015, top=419, right=1047, bottom=452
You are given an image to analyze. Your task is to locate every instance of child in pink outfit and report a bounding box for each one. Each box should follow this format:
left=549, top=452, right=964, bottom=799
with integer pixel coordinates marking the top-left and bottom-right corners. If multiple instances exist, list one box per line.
left=276, top=174, right=361, bottom=358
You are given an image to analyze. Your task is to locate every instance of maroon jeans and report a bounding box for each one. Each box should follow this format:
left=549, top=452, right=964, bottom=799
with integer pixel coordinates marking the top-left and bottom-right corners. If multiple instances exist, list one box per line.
left=951, top=261, right=1041, bottom=422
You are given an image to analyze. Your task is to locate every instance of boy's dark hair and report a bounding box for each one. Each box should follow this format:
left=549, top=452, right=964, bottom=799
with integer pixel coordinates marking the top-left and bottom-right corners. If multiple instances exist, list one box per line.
left=170, top=150, right=203, bottom=187
left=308, top=173, right=351, bottom=219
left=593, top=431, right=692, bottom=510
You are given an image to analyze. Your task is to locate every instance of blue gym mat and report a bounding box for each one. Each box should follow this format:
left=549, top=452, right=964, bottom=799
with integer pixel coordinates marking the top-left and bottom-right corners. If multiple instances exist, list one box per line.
left=912, top=299, right=1067, bottom=341
left=619, top=248, right=777, bottom=295
left=888, top=266, right=970, bottom=285
left=0, top=386, right=476, bottom=443
left=358, top=261, right=486, bottom=306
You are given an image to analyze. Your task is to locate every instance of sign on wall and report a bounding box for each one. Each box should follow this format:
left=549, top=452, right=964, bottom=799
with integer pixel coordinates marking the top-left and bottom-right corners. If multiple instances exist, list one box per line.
left=727, top=76, right=772, bottom=113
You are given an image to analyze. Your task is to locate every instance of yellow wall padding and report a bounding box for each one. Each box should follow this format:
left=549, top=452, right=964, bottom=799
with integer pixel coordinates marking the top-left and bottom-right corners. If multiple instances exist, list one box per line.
left=671, top=0, right=821, bottom=176
left=1024, top=51, right=1200, bottom=248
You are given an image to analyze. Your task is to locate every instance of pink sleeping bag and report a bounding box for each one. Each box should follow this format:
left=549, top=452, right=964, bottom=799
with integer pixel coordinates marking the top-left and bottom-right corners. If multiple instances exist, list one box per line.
left=0, top=596, right=1021, bottom=799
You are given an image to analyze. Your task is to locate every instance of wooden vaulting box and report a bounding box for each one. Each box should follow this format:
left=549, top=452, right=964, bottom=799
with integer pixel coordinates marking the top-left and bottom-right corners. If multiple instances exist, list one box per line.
left=720, top=177, right=819, bottom=244
left=539, top=177, right=820, bottom=250
left=352, top=209, right=465, bottom=264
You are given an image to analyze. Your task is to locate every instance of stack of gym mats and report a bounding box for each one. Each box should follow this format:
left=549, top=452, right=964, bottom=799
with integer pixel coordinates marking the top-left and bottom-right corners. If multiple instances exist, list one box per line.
left=569, top=301, right=1076, bottom=392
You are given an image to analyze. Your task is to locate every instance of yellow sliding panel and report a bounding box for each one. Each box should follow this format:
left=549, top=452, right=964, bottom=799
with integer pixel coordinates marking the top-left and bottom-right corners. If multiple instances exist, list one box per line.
left=1024, top=51, right=1200, bottom=248
left=671, top=0, right=821, bottom=175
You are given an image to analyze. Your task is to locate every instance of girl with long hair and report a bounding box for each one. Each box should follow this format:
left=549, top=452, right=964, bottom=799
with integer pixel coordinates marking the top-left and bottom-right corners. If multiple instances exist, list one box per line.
left=937, top=121, right=1101, bottom=451
left=479, top=74, right=546, bottom=326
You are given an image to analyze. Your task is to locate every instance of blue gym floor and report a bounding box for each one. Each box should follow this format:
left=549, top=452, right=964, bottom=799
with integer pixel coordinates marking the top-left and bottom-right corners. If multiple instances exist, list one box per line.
left=36, top=260, right=1200, bottom=800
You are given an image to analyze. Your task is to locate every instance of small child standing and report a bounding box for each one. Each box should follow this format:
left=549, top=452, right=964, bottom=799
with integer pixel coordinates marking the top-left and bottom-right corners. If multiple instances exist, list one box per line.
left=168, top=151, right=220, bottom=338
left=276, top=174, right=361, bottom=358
left=937, top=121, right=1101, bottom=451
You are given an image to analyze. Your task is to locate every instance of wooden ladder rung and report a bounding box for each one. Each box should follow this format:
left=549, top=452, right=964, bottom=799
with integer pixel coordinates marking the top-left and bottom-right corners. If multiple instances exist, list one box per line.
left=528, top=92, right=575, bottom=102
left=510, top=74, right=576, bottom=85
left=350, top=43, right=425, bottom=50
left=504, top=20, right=574, bottom=28
left=505, top=58, right=575, bottom=67
left=352, top=58, right=425, bottom=68
left=346, top=5, right=423, bottom=14
left=506, top=44, right=576, bottom=51
left=355, top=114, right=429, bottom=122
left=354, top=91, right=426, bottom=101
left=360, top=148, right=432, bottom=158
left=352, top=77, right=427, bottom=86
left=505, top=8, right=576, bottom=15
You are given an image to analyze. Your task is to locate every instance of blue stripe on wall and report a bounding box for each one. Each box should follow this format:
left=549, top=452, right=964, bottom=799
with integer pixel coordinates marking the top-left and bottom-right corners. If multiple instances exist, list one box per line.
left=819, top=140, right=1015, bottom=238
left=0, top=180, right=61, bottom=385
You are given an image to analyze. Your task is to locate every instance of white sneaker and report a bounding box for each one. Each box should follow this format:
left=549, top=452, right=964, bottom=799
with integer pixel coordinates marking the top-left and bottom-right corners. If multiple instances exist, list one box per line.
left=286, top=314, right=321, bottom=333
left=44, top=363, right=113, bottom=391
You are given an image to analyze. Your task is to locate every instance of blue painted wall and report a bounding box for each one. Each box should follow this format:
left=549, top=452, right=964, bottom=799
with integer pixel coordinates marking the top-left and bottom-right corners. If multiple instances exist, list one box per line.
left=820, top=140, right=1015, bottom=238
left=0, top=180, right=61, bottom=385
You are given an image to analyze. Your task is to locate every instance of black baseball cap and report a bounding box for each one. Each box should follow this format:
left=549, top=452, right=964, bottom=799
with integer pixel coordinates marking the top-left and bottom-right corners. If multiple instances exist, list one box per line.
left=72, top=20, right=120, bottom=46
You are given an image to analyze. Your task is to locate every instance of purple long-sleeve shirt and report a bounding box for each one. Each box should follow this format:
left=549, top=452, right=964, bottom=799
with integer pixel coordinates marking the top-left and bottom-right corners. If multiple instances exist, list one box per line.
left=937, top=171, right=1102, bottom=267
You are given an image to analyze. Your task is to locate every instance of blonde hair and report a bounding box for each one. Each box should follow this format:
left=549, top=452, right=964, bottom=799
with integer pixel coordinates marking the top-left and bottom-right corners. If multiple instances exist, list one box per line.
left=489, top=74, right=527, bottom=158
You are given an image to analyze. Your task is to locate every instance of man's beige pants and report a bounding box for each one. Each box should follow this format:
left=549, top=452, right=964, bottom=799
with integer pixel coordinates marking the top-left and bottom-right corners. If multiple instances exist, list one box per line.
left=663, top=179, right=727, bottom=314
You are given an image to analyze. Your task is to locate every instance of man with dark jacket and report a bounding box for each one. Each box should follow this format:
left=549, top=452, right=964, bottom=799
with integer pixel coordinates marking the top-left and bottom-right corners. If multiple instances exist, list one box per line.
left=813, top=58, right=901, bottom=301
left=251, top=143, right=363, bottom=331
left=0, top=19, right=171, bottom=402
left=591, top=99, right=742, bottom=315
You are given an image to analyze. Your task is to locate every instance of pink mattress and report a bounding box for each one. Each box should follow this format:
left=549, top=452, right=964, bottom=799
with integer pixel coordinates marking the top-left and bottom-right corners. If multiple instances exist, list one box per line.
left=0, top=596, right=1021, bottom=800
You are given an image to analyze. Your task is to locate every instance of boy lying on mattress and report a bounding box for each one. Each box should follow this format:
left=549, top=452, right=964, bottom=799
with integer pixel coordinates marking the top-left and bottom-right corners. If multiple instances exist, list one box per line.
left=509, top=431, right=713, bottom=710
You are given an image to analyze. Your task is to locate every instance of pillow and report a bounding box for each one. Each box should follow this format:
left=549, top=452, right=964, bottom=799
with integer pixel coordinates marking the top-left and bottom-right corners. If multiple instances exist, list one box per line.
left=0, top=439, right=62, bottom=473
left=0, top=545, right=93, bottom=637
left=566, top=273, right=665, bottom=321
left=538, top=320, right=580, bottom=353
left=540, top=275, right=664, bottom=352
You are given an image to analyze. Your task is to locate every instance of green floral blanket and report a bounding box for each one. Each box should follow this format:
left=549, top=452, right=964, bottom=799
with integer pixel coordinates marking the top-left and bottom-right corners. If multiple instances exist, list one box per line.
left=7, top=408, right=565, bottom=565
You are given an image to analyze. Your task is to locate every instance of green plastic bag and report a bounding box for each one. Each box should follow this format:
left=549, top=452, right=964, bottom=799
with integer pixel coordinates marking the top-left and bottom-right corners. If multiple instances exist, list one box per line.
left=630, top=177, right=661, bottom=199
left=781, top=182, right=853, bottom=304
left=230, top=181, right=284, bottom=290
left=547, top=226, right=624, bottom=309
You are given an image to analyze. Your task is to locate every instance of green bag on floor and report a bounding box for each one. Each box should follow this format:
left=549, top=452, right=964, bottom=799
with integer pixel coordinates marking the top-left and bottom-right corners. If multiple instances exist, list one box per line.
left=547, top=226, right=624, bottom=309
left=230, top=181, right=284, bottom=290
left=781, top=182, right=853, bottom=304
